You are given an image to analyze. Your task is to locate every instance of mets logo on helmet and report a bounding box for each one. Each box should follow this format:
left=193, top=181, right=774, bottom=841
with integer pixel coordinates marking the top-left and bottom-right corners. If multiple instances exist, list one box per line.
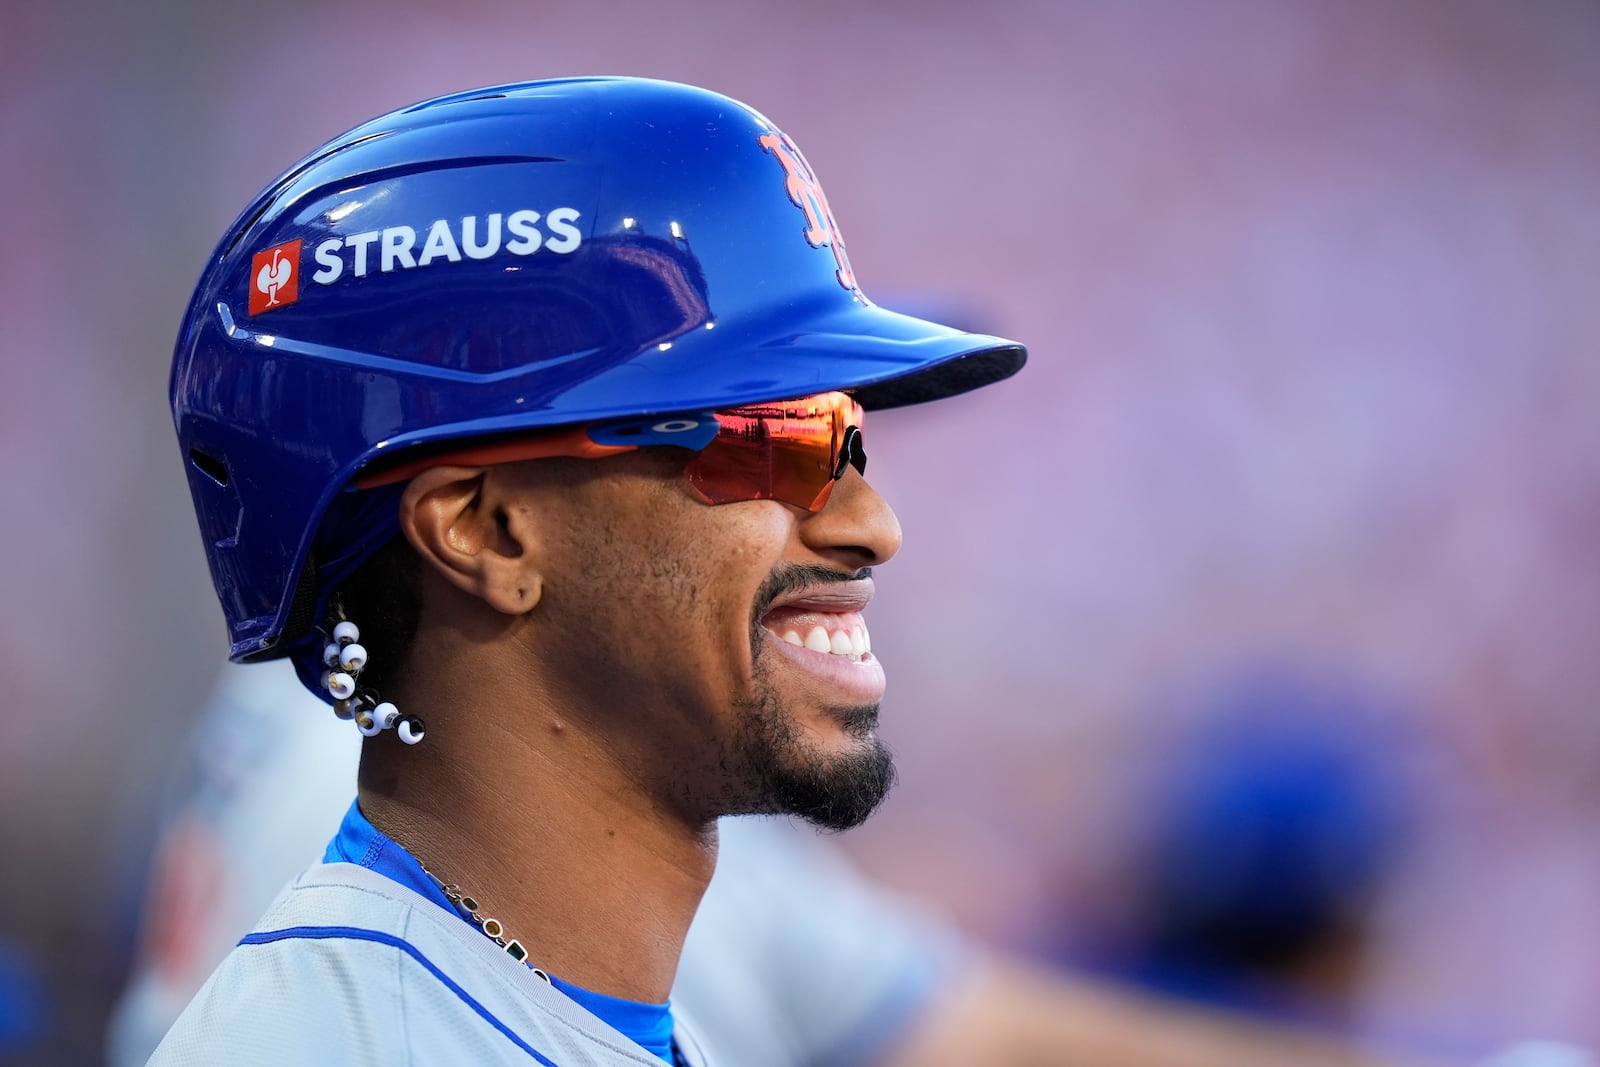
left=758, top=130, right=858, bottom=293
left=249, top=239, right=302, bottom=315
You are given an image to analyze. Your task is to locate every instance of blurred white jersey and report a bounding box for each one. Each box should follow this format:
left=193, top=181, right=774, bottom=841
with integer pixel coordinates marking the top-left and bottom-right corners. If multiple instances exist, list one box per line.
left=112, top=662, right=961, bottom=1067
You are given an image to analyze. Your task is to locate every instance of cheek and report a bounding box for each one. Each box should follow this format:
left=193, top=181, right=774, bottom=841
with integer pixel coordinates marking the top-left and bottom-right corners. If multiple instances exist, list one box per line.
left=546, top=481, right=793, bottom=679
left=710, top=503, right=795, bottom=590
left=667, top=506, right=793, bottom=653
left=632, top=503, right=800, bottom=712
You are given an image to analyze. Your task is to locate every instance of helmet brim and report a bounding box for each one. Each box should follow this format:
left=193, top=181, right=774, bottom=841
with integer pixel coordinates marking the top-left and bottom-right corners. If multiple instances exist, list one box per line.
left=750, top=298, right=1027, bottom=411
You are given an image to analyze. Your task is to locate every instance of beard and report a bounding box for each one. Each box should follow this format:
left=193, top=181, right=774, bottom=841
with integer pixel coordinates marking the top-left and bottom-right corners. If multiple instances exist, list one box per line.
left=723, top=564, right=898, bottom=832
left=729, top=685, right=896, bottom=831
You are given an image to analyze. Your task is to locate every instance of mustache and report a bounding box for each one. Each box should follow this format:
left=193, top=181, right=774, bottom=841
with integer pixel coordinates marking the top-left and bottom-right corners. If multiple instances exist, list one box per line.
left=751, top=563, right=873, bottom=622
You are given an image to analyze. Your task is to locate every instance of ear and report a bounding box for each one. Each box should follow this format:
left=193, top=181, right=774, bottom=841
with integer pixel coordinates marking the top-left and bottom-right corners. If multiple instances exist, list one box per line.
left=398, top=465, right=543, bottom=616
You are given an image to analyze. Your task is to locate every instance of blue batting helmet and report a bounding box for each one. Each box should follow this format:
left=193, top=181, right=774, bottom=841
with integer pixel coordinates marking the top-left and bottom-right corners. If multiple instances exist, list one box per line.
left=171, top=77, right=1026, bottom=674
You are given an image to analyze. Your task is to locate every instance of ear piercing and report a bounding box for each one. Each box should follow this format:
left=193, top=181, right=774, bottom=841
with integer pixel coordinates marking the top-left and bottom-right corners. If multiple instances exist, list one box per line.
left=319, top=618, right=426, bottom=745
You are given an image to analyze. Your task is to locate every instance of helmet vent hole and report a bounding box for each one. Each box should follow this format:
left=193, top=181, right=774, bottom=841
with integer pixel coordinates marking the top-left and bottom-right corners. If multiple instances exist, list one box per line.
left=190, top=448, right=230, bottom=487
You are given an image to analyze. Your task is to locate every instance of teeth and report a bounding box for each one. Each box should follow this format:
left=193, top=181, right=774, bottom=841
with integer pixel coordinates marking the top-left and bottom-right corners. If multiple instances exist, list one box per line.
left=771, top=621, right=872, bottom=660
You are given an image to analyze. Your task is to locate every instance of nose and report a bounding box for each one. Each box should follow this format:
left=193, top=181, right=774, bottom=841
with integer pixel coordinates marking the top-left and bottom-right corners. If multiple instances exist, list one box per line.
left=798, top=468, right=902, bottom=567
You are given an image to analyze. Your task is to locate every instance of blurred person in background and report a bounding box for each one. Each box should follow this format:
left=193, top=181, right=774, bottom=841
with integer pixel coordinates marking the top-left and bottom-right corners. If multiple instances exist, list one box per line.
left=1043, top=667, right=1595, bottom=1067
left=1053, top=666, right=1411, bottom=1031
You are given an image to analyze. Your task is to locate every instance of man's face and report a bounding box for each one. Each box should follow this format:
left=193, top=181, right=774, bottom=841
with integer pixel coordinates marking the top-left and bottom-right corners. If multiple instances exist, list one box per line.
left=505, top=441, right=904, bottom=830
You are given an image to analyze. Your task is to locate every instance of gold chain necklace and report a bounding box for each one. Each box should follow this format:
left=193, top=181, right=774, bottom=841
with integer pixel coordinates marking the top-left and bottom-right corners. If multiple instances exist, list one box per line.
left=420, top=863, right=550, bottom=982
left=422, top=864, right=689, bottom=1066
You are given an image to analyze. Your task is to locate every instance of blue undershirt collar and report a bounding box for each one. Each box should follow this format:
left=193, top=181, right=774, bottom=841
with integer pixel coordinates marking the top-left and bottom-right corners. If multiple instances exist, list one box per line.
left=324, top=799, right=677, bottom=1063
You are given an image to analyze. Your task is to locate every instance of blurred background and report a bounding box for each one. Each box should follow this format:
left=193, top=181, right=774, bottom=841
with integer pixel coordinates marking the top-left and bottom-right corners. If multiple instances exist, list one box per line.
left=3, top=0, right=1598, bottom=1062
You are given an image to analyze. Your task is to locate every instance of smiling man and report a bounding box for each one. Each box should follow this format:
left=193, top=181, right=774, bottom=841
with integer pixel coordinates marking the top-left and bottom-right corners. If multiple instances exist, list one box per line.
left=157, top=77, right=1024, bottom=1065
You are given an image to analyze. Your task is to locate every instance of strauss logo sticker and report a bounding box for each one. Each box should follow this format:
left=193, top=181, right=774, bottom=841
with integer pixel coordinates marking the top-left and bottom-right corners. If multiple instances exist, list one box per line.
left=243, top=209, right=584, bottom=316
left=248, top=239, right=302, bottom=315
left=758, top=129, right=858, bottom=293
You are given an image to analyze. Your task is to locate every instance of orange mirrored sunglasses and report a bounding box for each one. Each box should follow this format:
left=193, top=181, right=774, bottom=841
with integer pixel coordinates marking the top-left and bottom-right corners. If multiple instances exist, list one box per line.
left=354, top=391, right=867, bottom=513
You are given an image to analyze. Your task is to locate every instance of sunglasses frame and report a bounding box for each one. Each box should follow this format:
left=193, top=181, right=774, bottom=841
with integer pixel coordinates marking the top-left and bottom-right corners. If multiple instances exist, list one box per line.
left=353, top=392, right=866, bottom=513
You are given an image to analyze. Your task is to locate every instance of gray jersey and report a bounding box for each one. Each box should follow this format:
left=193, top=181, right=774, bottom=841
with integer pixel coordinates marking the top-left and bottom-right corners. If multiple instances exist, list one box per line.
left=117, top=663, right=961, bottom=1066
left=149, top=862, right=710, bottom=1066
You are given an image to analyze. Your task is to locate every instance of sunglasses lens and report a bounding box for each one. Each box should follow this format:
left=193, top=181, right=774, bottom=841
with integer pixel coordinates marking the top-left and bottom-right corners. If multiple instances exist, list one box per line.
left=684, top=393, right=863, bottom=510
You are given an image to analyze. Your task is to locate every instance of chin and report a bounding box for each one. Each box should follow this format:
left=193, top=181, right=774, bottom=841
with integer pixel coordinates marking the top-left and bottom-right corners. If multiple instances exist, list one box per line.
left=732, top=661, right=896, bottom=831
left=753, top=730, right=898, bottom=832
left=790, top=741, right=898, bottom=831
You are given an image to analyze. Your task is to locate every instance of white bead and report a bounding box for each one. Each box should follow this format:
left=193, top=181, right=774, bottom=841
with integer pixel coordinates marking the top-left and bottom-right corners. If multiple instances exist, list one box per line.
left=397, top=717, right=425, bottom=745
left=339, top=643, right=368, bottom=672
left=323, top=643, right=341, bottom=668
left=333, top=621, right=360, bottom=645
left=356, top=711, right=383, bottom=737
left=374, top=702, right=400, bottom=729
left=327, top=672, right=356, bottom=700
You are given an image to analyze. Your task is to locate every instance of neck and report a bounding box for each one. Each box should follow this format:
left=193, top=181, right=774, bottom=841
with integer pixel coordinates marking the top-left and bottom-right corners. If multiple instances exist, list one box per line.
left=357, top=658, right=717, bottom=1004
